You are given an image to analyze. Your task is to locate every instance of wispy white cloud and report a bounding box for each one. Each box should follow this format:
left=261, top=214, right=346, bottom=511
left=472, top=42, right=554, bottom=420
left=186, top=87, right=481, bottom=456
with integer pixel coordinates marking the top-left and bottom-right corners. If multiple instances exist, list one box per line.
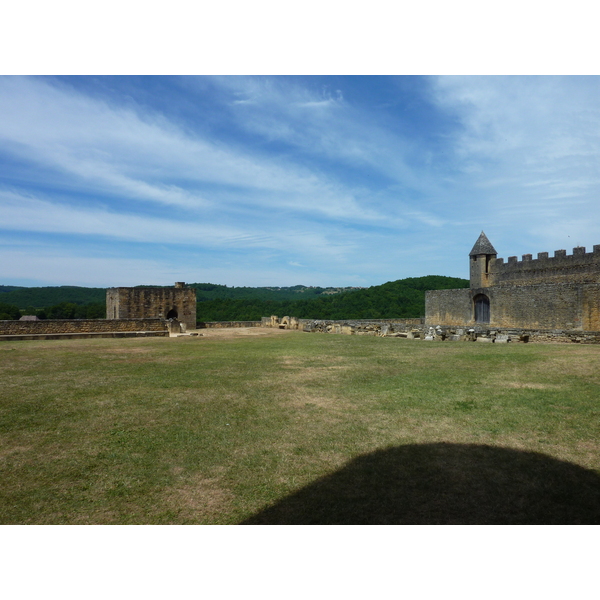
left=0, top=188, right=360, bottom=264
left=206, top=76, right=436, bottom=190
left=0, top=77, right=404, bottom=224
left=429, top=76, right=600, bottom=176
left=3, top=75, right=600, bottom=288
left=426, top=75, right=600, bottom=253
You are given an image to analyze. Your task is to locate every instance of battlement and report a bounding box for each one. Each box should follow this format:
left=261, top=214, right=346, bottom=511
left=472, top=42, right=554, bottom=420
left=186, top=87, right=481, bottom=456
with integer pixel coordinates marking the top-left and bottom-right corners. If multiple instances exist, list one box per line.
left=430, top=232, right=600, bottom=331
left=488, top=245, right=600, bottom=287
left=495, top=244, right=600, bottom=266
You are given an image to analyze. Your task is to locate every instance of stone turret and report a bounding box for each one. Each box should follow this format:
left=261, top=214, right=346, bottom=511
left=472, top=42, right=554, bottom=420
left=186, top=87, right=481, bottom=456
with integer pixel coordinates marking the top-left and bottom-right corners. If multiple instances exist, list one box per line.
left=469, top=231, right=497, bottom=288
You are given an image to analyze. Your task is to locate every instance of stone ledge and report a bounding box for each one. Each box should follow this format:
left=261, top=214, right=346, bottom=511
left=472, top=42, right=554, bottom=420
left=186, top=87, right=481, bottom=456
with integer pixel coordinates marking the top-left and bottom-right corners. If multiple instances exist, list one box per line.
left=0, top=318, right=167, bottom=336
left=0, top=331, right=169, bottom=342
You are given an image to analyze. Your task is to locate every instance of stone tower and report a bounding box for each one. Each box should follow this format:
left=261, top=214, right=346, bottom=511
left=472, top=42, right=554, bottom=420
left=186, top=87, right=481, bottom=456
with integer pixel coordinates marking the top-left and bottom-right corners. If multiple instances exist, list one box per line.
left=106, top=283, right=197, bottom=330
left=469, top=231, right=497, bottom=289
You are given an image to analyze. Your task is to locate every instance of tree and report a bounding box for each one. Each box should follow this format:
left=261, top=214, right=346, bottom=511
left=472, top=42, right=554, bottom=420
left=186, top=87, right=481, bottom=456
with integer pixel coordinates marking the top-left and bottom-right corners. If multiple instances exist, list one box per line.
left=0, top=302, right=21, bottom=320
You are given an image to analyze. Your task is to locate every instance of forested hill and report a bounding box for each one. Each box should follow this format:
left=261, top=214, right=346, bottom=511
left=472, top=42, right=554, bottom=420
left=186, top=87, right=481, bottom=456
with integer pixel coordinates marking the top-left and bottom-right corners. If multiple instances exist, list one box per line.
left=0, top=283, right=362, bottom=308
left=195, top=276, right=469, bottom=321
left=0, top=285, right=106, bottom=306
left=189, top=283, right=365, bottom=301
left=0, top=276, right=469, bottom=321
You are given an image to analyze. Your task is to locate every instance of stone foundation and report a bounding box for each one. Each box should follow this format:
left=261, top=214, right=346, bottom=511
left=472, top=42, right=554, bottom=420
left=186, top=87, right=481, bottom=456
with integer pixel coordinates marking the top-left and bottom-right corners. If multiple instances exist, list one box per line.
left=261, top=315, right=600, bottom=344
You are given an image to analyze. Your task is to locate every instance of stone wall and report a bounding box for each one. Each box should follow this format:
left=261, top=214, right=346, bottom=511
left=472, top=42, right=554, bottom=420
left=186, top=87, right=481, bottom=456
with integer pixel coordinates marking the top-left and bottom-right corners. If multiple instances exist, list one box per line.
left=425, top=325, right=600, bottom=344
left=420, top=325, right=600, bottom=344
left=197, top=321, right=262, bottom=329
left=425, top=288, right=473, bottom=326
left=489, top=245, right=600, bottom=287
left=263, top=315, right=423, bottom=335
left=106, top=284, right=197, bottom=330
left=426, top=283, right=600, bottom=331
left=0, top=318, right=167, bottom=336
left=261, top=315, right=600, bottom=343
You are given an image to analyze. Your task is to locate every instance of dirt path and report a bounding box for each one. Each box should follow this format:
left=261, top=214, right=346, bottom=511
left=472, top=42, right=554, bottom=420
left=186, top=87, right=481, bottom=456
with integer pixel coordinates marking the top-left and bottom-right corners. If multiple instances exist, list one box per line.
left=176, top=327, right=298, bottom=339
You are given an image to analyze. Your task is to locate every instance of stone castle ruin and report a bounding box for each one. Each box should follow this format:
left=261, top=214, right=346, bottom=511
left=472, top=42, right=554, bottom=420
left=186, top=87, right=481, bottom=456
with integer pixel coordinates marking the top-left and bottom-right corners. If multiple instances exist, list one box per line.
left=265, top=231, right=600, bottom=344
left=0, top=282, right=197, bottom=341
left=106, top=282, right=197, bottom=331
left=426, top=232, right=600, bottom=331
left=5, top=235, right=600, bottom=344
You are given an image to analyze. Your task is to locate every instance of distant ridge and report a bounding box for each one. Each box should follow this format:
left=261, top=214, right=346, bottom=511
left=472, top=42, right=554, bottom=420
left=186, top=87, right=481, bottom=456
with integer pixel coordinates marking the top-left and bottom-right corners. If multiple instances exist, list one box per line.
left=0, top=286, right=106, bottom=307
left=0, top=276, right=469, bottom=321
left=194, top=276, right=469, bottom=321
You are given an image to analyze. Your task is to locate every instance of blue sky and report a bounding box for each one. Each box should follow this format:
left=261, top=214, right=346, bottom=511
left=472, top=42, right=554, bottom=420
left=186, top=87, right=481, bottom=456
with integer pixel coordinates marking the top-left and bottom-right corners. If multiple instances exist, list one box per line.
left=2, top=75, right=600, bottom=288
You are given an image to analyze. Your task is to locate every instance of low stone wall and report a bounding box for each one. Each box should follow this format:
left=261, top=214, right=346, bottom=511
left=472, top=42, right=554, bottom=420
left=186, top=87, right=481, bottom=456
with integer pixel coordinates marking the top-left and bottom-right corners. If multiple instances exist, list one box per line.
left=197, top=321, right=262, bottom=329
left=262, top=315, right=423, bottom=335
left=413, top=325, right=600, bottom=344
left=0, top=318, right=167, bottom=336
left=261, top=315, right=600, bottom=344
left=297, top=318, right=423, bottom=336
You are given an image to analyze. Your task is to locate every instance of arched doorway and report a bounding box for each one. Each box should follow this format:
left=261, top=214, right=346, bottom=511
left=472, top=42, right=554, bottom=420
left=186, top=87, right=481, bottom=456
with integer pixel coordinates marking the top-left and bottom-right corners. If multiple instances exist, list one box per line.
left=166, top=308, right=178, bottom=319
left=474, top=294, right=490, bottom=324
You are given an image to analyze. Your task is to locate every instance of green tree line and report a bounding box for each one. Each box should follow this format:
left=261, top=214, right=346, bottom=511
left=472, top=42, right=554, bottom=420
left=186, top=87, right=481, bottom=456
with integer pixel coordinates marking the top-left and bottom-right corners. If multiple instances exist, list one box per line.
left=189, top=283, right=363, bottom=301
left=0, top=301, right=106, bottom=321
left=0, top=286, right=106, bottom=307
left=196, top=276, right=468, bottom=322
left=1, top=275, right=468, bottom=322
left=0, top=283, right=359, bottom=307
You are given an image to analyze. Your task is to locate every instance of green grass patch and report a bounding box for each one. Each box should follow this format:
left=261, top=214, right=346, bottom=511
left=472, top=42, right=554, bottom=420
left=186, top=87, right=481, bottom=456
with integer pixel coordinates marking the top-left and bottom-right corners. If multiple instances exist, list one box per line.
left=1, top=333, right=600, bottom=524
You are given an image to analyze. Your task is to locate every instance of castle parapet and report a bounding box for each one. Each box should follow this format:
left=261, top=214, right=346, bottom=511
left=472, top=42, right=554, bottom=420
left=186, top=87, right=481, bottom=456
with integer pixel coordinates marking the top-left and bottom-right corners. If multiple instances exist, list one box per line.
left=490, top=246, right=600, bottom=286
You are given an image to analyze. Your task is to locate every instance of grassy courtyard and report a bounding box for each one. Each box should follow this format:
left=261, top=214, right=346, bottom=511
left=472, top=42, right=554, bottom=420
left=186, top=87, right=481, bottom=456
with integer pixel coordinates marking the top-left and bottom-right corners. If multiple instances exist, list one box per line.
left=1, top=330, right=600, bottom=524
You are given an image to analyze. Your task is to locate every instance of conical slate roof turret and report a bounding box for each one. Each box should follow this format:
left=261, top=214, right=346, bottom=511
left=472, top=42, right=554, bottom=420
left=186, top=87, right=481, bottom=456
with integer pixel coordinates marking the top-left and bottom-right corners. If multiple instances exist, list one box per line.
left=469, top=231, right=497, bottom=256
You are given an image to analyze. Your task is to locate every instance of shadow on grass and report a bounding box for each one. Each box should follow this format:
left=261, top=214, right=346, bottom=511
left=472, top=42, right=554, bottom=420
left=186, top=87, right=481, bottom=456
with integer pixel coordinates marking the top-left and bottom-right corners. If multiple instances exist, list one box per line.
left=241, top=443, right=600, bottom=524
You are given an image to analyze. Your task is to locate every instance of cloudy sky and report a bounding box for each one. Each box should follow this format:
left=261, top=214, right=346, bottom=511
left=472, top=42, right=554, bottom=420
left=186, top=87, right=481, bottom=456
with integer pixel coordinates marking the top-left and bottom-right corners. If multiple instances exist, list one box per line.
left=2, top=75, right=600, bottom=288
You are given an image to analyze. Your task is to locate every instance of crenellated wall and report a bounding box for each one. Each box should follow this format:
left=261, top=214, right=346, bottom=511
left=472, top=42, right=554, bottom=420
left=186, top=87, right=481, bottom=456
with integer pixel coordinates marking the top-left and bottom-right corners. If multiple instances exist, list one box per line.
left=427, top=234, right=600, bottom=332
left=488, top=245, right=600, bottom=287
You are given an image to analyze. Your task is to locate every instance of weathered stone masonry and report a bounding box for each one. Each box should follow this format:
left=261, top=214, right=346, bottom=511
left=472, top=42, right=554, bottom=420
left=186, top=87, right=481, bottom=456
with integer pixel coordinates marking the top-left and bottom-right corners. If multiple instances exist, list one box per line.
left=262, top=315, right=423, bottom=335
left=262, top=314, right=600, bottom=343
left=106, top=282, right=197, bottom=331
left=426, top=232, right=600, bottom=331
left=0, top=318, right=167, bottom=340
